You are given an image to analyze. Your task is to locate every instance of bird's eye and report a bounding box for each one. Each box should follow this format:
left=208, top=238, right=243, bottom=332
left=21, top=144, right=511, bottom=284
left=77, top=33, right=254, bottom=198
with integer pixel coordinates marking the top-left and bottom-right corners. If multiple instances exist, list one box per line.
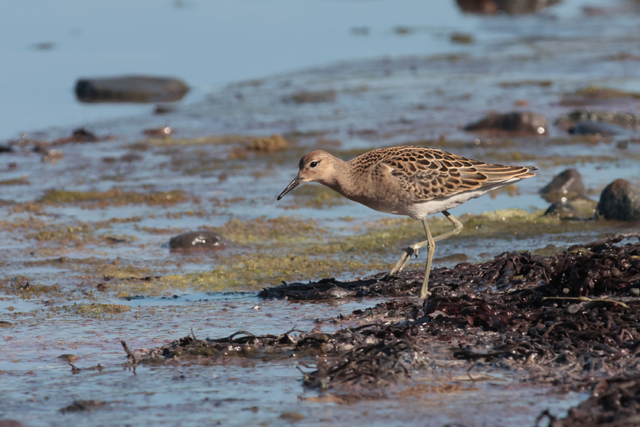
left=309, top=161, right=319, bottom=168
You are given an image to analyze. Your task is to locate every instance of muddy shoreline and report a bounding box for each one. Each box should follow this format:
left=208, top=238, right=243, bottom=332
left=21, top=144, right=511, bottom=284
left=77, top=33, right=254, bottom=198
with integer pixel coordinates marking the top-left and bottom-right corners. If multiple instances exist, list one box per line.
left=2, top=2, right=640, bottom=426
left=125, top=235, right=640, bottom=425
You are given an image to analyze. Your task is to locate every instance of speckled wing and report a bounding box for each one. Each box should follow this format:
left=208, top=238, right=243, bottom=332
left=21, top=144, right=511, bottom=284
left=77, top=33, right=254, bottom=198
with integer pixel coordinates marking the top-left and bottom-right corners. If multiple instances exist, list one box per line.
left=376, top=147, right=536, bottom=202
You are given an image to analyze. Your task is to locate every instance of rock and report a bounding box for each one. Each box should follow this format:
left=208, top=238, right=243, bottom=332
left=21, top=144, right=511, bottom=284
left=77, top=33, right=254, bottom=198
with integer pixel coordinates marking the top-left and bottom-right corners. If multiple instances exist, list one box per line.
left=597, top=179, right=640, bottom=221
left=32, top=42, right=55, bottom=51
left=0, top=421, right=23, bottom=427
left=570, top=121, right=630, bottom=136
left=75, top=76, right=189, bottom=103
left=279, top=412, right=305, bottom=422
left=281, top=89, right=336, bottom=104
left=143, top=127, right=173, bottom=138
left=464, top=111, right=547, bottom=135
left=456, top=0, right=560, bottom=15
left=54, top=128, right=99, bottom=144
left=539, top=169, right=586, bottom=202
left=0, top=145, right=13, bottom=153
left=543, top=200, right=578, bottom=218
left=555, top=110, right=640, bottom=130
left=154, top=104, right=176, bottom=114
left=169, top=231, right=226, bottom=252
left=60, top=400, right=107, bottom=413
left=450, top=33, right=474, bottom=44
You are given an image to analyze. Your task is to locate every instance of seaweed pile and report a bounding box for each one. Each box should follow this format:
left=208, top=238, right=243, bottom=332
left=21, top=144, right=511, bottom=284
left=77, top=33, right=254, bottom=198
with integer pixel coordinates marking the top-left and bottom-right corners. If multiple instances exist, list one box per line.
left=540, top=375, right=640, bottom=426
left=129, top=234, right=640, bottom=398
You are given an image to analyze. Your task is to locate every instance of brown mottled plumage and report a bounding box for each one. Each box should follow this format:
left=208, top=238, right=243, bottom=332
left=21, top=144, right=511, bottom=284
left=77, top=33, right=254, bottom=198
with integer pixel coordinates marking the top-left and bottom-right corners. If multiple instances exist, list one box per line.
left=278, top=146, right=537, bottom=299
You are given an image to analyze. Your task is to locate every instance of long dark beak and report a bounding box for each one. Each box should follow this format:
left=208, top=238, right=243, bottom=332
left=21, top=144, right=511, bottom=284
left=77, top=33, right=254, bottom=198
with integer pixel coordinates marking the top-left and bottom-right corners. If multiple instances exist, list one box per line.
left=277, top=174, right=304, bottom=200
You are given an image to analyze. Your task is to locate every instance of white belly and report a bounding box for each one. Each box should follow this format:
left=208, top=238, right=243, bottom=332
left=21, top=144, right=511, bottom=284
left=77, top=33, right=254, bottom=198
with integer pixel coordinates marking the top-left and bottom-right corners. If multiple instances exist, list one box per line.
left=404, top=178, right=525, bottom=220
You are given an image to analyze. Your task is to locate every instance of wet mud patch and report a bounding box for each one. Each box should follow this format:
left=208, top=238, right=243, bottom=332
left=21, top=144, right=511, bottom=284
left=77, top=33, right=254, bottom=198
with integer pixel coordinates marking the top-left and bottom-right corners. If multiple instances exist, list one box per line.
left=136, top=234, right=640, bottom=405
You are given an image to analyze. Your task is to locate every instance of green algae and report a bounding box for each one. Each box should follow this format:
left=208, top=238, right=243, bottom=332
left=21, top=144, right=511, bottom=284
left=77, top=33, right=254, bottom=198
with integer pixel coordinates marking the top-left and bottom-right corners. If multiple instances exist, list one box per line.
left=572, top=85, right=640, bottom=99
left=287, top=184, right=347, bottom=209
left=500, top=80, right=553, bottom=88
left=29, top=223, right=95, bottom=243
left=135, top=134, right=257, bottom=147
left=97, top=264, right=154, bottom=280
left=206, top=216, right=326, bottom=245
left=71, top=303, right=130, bottom=317
left=98, top=209, right=619, bottom=295
left=134, top=253, right=382, bottom=294
left=40, top=189, right=189, bottom=207
left=0, top=217, right=97, bottom=245
left=0, top=176, right=29, bottom=186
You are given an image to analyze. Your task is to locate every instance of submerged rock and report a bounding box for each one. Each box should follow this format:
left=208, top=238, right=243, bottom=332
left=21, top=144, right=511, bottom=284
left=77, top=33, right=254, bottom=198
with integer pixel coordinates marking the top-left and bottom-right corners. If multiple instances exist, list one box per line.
left=54, top=128, right=99, bottom=144
left=0, top=145, right=13, bottom=153
left=464, top=111, right=547, bottom=135
left=60, top=400, right=107, bottom=413
left=281, top=89, right=336, bottom=104
left=169, top=231, right=226, bottom=252
left=597, top=179, right=640, bottom=221
left=456, top=0, right=560, bottom=15
left=543, top=200, right=578, bottom=218
left=75, top=76, right=189, bottom=103
left=555, top=110, right=640, bottom=130
left=450, top=32, right=474, bottom=44
left=570, top=120, right=630, bottom=136
left=539, top=169, right=586, bottom=202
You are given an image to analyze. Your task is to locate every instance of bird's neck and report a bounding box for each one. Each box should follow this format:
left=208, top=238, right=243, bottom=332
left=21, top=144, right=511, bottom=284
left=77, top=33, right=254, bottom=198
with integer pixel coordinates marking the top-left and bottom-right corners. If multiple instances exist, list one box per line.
left=321, top=159, right=359, bottom=200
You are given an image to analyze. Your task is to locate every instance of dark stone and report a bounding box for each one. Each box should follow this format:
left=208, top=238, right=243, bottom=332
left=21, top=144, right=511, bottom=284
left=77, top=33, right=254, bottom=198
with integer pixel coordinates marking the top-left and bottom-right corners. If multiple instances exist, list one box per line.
left=597, top=179, right=640, bottom=221
left=539, top=169, right=586, bottom=202
left=464, top=111, right=547, bottom=135
left=555, top=110, right=640, bottom=130
left=569, top=120, right=630, bottom=136
left=456, top=0, right=560, bottom=15
left=54, top=128, right=99, bottom=144
left=169, top=231, right=226, bottom=252
left=281, top=89, right=336, bottom=104
left=543, top=200, right=578, bottom=218
left=75, top=76, right=189, bottom=103
left=0, top=145, right=13, bottom=153
left=0, top=421, right=23, bottom=427
left=70, top=128, right=98, bottom=142
left=60, top=400, right=106, bottom=413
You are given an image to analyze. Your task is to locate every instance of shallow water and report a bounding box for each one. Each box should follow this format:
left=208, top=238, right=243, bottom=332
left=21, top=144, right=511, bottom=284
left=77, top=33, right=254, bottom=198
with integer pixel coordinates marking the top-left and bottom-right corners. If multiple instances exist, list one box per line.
left=2, top=0, right=640, bottom=425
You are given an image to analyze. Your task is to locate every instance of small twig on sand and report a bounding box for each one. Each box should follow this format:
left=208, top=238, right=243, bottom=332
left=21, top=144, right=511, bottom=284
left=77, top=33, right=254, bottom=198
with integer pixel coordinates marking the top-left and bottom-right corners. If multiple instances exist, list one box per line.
left=542, top=296, right=629, bottom=308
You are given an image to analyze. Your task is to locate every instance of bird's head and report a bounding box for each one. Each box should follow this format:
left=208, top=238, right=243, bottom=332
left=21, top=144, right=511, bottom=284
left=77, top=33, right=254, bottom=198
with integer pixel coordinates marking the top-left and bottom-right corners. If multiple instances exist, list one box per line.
left=277, top=150, right=337, bottom=200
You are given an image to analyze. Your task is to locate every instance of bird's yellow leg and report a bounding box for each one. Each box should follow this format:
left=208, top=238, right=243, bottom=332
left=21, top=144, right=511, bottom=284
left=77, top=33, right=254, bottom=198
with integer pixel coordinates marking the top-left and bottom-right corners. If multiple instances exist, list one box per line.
left=387, top=210, right=464, bottom=283
left=420, top=218, right=435, bottom=299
